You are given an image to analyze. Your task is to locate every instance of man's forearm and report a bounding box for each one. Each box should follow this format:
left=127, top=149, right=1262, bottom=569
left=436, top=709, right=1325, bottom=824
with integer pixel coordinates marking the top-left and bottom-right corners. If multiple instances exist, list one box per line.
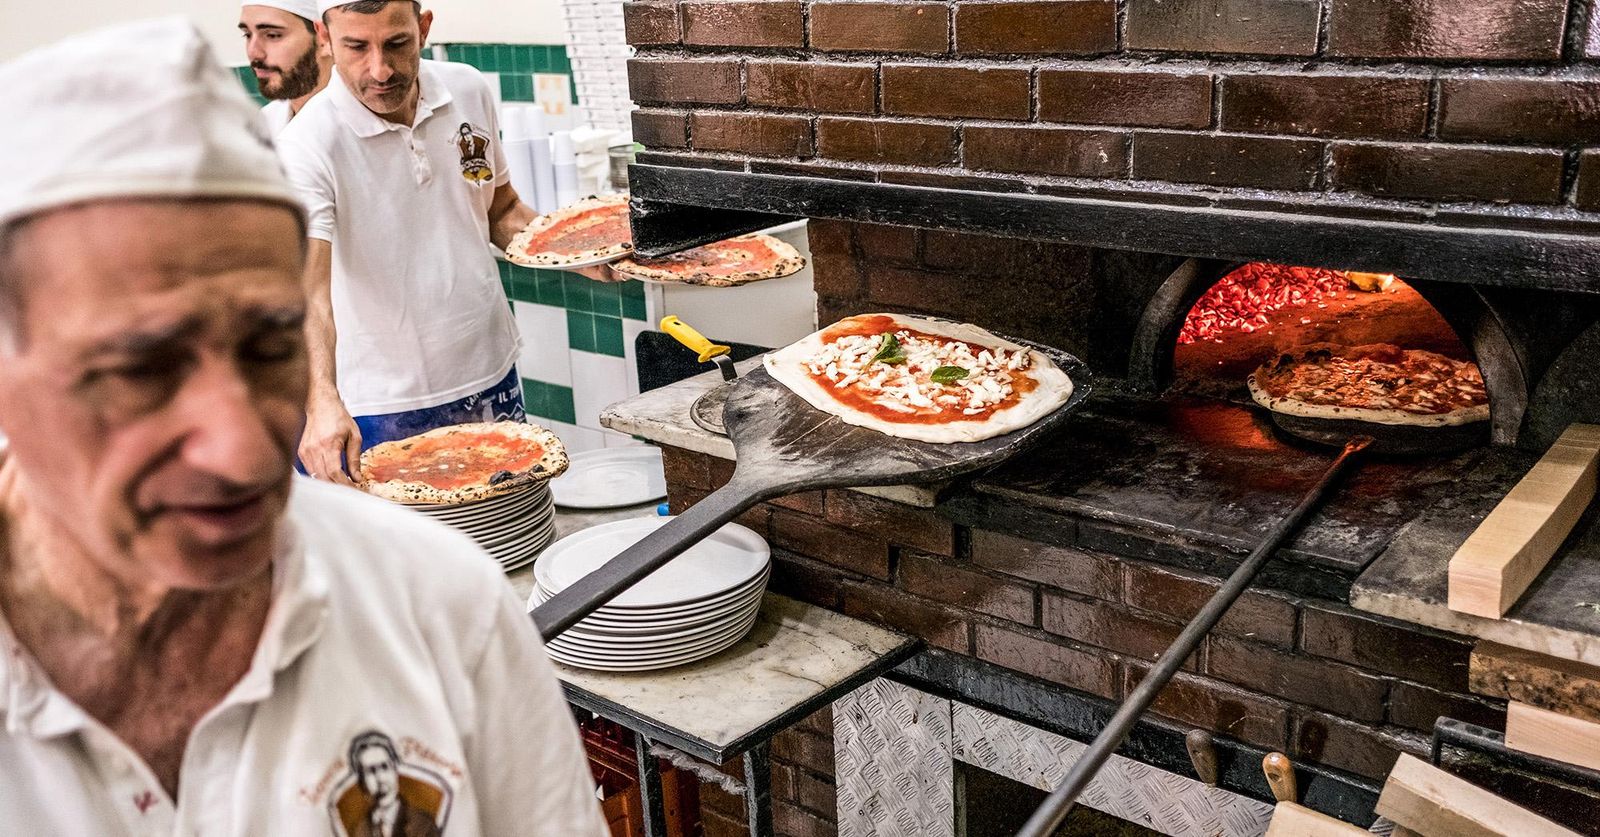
left=488, top=183, right=538, bottom=250
left=301, top=239, right=339, bottom=398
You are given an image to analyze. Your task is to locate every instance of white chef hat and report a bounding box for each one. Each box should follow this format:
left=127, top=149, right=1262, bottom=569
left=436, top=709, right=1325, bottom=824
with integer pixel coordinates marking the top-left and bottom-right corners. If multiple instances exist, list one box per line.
left=317, top=0, right=422, bottom=17
left=242, top=0, right=320, bottom=22
left=0, top=17, right=303, bottom=230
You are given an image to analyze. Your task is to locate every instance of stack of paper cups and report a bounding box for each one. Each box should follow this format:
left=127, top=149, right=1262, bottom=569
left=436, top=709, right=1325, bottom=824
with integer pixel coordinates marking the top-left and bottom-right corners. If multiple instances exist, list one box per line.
left=501, top=105, right=537, bottom=211
left=512, top=108, right=557, bottom=214
left=552, top=130, right=579, bottom=209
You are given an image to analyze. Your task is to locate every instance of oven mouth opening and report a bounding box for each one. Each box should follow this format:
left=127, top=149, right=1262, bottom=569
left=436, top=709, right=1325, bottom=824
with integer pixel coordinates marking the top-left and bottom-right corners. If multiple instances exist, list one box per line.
left=1130, top=259, right=1526, bottom=449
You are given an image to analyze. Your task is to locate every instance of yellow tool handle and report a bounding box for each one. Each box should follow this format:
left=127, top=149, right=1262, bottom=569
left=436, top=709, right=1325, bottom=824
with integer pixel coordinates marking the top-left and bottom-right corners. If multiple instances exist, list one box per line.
left=661, top=316, right=730, bottom=364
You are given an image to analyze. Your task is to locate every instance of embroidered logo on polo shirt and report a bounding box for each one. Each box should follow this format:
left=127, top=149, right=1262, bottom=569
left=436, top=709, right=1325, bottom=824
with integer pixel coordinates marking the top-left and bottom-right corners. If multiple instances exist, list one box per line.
left=327, top=730, right=453, bottom=837
left=456, top=122, right=493, bottom=184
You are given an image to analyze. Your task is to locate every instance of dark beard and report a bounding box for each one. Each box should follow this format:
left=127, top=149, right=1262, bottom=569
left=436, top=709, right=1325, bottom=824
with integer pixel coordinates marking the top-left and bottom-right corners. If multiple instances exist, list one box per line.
left=255, top=44, right=320, bottom=101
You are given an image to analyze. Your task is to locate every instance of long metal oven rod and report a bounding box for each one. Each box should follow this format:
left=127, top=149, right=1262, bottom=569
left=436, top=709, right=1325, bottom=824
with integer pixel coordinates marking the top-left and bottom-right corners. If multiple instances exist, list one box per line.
left=1016, top=435, right=1372, bottom=837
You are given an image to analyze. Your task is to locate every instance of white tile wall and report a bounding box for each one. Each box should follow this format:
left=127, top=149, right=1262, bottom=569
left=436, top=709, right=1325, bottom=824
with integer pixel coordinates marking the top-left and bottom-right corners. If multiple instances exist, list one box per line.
left=545, top=419, right=606, bottom=453
left=569, top=349, right=630, bottom=431
left=514, top=301, right=572, bottom=386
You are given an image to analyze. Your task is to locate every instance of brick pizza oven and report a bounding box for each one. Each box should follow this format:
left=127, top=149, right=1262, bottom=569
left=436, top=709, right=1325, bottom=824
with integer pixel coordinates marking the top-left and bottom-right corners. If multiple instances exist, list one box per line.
left=617, top=0, right=1600, bottom=833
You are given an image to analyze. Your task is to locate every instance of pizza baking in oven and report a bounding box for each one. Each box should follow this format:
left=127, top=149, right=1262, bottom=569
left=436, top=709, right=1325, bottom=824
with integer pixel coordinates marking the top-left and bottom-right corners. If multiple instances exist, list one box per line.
left=763, top=313, right=1075, bottom=443
left=505, top=193, right=632, bottom=267
left=610, top=234, right=805, bottom=287
left=359, top=422, right=569, bottom=505
left=1247, top=342, right=1488, bottom=427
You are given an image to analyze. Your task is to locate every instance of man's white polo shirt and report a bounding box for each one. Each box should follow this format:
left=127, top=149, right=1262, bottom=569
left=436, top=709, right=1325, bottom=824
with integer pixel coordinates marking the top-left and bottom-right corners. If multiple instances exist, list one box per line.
left=260, top=98, right=292, bottom=138
left=0, top=477, right=609, bottom=836
left=277, top=60, right=520, bottom=416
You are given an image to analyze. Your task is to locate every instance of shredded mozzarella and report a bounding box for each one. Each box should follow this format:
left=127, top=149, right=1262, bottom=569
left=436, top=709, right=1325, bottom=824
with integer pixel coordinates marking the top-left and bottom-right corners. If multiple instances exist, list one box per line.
left=806, top=330, right=1030, bottom=416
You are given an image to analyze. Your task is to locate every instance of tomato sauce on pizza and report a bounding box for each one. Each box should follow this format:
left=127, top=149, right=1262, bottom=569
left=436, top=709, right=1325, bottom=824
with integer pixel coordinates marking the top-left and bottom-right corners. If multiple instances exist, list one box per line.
left=805, top=314, right=1037, bottom=425
left=364, top=431, right=547, bottom=490
left=520, top=203, right=631, bottom=256
left=1249, top=342, right=1487, bottom=425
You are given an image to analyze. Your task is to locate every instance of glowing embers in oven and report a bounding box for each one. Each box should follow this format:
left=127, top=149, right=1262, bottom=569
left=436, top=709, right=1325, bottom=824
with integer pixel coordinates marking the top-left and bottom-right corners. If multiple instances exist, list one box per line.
left=1172, top=262, right=1469, bottom=395
left=1178, top=264, right=1370, bottom=345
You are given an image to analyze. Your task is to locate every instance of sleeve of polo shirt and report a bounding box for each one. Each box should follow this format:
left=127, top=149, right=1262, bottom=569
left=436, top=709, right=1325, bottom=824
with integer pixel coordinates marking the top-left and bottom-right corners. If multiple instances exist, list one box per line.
left=466, top=585, right=609, bottom=836
left=276, top=135, right=337, bottom=242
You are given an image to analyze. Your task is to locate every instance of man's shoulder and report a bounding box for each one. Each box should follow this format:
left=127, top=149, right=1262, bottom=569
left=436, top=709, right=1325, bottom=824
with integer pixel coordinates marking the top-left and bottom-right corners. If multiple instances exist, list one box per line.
left=426, top=59, right=495, bottom=102
left=275, top=89, right=343, bottom=150
left=286, top=477, right=506, bottom=603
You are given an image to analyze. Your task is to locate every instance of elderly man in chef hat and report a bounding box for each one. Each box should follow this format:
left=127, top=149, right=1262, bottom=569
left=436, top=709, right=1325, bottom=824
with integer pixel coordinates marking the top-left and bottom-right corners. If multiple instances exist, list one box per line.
left=0, top=19, right=607, bottom=835
left=239, top=0, right=333, bottom=136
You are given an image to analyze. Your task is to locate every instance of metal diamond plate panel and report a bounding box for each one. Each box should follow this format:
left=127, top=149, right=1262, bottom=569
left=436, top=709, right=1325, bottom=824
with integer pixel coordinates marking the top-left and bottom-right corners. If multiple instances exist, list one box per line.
left=834, top=679, right=955, bottom=837
left=952, top=703, right=1275, bottom=837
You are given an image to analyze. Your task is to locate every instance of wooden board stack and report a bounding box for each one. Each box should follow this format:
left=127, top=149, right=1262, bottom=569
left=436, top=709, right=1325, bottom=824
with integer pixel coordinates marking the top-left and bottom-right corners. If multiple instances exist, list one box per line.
left=1447, top=423, right=1600, bottom=618
left=1471, top=640, right=1600, bottom=773
left=1376, top=754, right=1580, bottom=836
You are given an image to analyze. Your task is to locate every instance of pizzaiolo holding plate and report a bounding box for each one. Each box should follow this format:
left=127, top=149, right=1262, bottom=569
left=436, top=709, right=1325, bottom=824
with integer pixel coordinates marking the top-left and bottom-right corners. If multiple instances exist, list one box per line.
left=277, top=0, right=615, bottom=486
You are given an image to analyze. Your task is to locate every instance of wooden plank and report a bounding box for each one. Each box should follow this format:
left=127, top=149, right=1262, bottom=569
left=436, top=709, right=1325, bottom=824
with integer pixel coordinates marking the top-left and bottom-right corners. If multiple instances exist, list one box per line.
left=1264, top=802, right=1368, bottom=836
left=1470, top=640, right=1600, bottom=723
left=1448, top=424, right=1600, bottom=618
left=1376, top=753, right=1582, bottom=837
left=1505, top=701, right=1600, bottom=772
left=1391, top=826, right=1422, bottom=837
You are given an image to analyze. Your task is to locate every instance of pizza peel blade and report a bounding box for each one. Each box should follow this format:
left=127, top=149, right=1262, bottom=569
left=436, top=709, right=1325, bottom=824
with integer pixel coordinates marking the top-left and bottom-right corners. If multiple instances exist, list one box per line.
left=533, top=339, right=1093, bottom=642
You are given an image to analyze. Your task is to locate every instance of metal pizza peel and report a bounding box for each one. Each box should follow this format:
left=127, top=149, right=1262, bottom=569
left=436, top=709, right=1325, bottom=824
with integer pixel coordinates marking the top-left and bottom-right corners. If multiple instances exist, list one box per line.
left=661, top=316, right=738, bottom=435
left=533, top=322, right=1094, bottom=642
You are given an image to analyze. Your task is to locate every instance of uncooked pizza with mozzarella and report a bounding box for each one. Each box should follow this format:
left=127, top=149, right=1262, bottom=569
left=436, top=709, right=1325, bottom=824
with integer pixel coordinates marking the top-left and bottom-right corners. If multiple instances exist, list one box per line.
left=611, top=234, right=805, bottom=286
left=763, top=313, right=1075, bottom=443
left=359, top=421, right=569, bottom=504
left=1247, top=342, right=1488, bottom=427
left=506, top=193, right=632, bottom=267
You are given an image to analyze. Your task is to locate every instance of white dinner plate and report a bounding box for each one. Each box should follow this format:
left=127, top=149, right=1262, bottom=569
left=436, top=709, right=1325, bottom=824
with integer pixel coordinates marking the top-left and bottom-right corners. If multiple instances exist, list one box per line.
left=549, top=599, right=763, bottom=650
left=550, top=447, right=667, bottom=509
left=529, top=566, right=768, bottom=624
left=536, top=517, right=768, bottom=608
left=547, top=609, right=759, bottom=660
left=408, top=482, right=549, bottom=512
left=545, top=614, right=759, bottom=671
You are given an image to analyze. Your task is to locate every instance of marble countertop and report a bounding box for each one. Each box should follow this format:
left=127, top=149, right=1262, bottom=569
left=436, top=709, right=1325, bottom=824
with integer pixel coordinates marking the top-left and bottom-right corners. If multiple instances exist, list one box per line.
left=554, top=593, right=917, bottom=763
left=522, top=502, right=917, bottom=763
left=597, top=356, right=944, bottom=508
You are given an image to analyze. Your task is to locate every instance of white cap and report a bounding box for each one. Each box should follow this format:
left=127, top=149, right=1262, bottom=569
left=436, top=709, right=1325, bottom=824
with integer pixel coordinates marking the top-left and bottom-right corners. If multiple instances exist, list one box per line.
left=242, top=0, right=319, bottom=21
left=0, top=17, right=303, bottom=230
left=317, top=0, right=368, bottom=16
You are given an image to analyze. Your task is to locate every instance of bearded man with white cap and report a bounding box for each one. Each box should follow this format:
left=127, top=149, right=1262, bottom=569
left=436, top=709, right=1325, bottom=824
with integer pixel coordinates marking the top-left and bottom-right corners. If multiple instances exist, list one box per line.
left=239, top=0, right=333, bottom=136
left=279, top=0, right=570, bottom=486
left=0, top=18, right=607, bottom=835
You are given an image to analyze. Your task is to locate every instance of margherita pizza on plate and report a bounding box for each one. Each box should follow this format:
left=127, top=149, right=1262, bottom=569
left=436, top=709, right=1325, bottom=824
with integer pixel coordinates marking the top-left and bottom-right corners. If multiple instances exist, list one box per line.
left=506, top=193, right=632, bottom=268
left=1247, top=342, right=1488, bottom=427
left=610, top=234, right=806, bottom=287
left=764, top=313, right=1075, bottom=443
left=360, top=422, right=569, bottom=505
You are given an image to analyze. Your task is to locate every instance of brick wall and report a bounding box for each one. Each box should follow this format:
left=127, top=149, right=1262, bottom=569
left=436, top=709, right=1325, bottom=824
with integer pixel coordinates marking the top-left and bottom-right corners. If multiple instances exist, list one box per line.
left=627, top=0, right=1600, bottom=212
left=666, top=440, right=1509, bottom=835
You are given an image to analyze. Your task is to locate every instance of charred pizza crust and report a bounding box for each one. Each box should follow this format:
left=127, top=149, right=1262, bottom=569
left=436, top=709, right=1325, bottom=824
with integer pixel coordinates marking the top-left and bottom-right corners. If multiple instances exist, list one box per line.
left=1247, top=342, right=1489, bottom=428
left=764, top=313, right=1074, bottom=444
left=505, top=193, right=632, bottom=267
left=360, top=422, right=569, bottom=505
left=610, top=234, right=806, bottom=287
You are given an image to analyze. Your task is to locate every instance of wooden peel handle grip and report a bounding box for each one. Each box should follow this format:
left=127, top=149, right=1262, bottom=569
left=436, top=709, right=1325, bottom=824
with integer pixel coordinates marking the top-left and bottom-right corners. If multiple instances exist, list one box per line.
left=1263, top=753, right=1297, bottom=803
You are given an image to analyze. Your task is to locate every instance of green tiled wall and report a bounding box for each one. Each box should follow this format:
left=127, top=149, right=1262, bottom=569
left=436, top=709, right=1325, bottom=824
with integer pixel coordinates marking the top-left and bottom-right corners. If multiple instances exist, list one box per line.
left=498, top=261, right=646, bottom=360
left=234, top=66, right=270, bottom=107
left=522, top=378, right=577, bottom=425
left=230, top=43, right=576, bottom=106
left=441, top=43, right=579, bottom=104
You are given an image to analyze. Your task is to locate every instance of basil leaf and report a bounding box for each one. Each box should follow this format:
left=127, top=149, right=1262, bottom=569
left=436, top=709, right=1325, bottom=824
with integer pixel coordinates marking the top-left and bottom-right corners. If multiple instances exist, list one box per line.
left=930, top=366, right=969, bottom=384
left=870, top=333, right=906, bottom=365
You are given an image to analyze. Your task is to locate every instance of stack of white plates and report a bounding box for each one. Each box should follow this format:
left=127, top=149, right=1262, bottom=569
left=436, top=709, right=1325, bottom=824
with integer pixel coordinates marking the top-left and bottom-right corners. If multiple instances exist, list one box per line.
left=411, top=482, right=555, bottom=572
left=529, top=516, right=770, bottom=671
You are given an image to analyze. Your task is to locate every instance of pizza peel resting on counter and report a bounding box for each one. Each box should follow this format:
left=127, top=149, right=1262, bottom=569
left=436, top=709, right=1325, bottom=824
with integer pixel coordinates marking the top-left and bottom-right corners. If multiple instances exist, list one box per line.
left=532, top=314, right=1094, bottom=641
